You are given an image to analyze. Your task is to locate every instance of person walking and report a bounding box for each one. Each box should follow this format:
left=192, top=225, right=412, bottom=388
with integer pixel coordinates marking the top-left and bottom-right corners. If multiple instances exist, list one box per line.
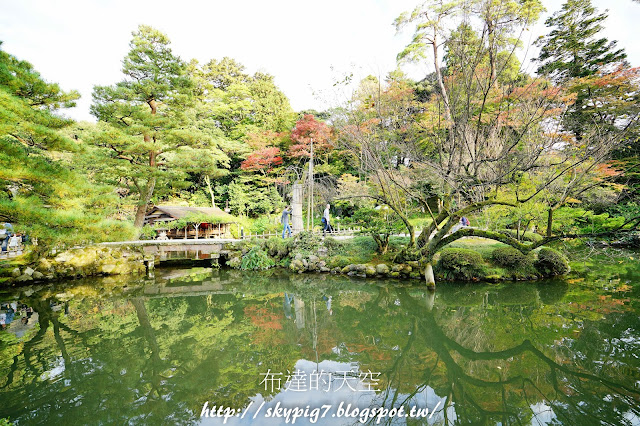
left=322, top=204, right=331, bottom=237
left=8, top=234, right=20, bottom=252
left=0, top=222, right=13, bottom=253
left=281, top=206, right=292, bottom=239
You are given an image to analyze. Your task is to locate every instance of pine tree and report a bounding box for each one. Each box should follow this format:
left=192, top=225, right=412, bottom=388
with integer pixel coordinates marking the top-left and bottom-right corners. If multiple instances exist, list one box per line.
left=535, top=0, right=626, bottom=82
left=91, top=25, right=229, bottom=228
left=0, top=43, right=135, bottom=248
left=535, top=0, right=629, bottom=140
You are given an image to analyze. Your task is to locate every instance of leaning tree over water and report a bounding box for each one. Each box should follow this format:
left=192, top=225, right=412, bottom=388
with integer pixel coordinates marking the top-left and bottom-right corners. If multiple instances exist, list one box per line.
left=336, top=0, right=640, bottom=289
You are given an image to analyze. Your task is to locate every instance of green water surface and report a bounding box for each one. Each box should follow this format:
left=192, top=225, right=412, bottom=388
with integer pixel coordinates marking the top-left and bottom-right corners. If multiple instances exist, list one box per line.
left=0, top=249, right=639, bottom=425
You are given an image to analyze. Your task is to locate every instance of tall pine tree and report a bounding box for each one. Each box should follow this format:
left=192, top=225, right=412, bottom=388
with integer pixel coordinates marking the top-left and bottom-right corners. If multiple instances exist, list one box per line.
left=535, top=0, right=629, bottom=139
left=91, top=25, right=229, bottom=227
left=0, top=42, right=136, bottom=249
left=535, top=0, right=626, bottom=82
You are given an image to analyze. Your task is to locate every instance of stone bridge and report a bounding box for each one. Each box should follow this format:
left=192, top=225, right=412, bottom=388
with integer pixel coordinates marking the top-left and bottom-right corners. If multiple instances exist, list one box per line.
left=99, top=239, right=240, bottom=272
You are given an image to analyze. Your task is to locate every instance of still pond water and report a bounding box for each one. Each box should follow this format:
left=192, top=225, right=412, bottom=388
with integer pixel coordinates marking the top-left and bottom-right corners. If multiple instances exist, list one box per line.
left=0, top=249, right=639, bottom=425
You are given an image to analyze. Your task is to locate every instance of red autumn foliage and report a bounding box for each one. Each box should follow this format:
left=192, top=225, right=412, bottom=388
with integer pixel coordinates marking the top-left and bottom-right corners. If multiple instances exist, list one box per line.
left=288, top=114, right=333, bottom=158
left=244, top=305, right=283, bottom=330
left=240, top=147, right=283, bottom=172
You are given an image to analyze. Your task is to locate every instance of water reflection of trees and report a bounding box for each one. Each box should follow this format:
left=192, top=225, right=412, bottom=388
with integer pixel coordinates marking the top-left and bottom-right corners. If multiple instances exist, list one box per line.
left=0, top=272, right=638, bottom=425
left=376, top=287, right=640, bottom=425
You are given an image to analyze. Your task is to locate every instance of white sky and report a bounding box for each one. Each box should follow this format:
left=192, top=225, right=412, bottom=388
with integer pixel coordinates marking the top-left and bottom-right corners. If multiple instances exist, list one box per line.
left=0, top=0, right=638, bottom=122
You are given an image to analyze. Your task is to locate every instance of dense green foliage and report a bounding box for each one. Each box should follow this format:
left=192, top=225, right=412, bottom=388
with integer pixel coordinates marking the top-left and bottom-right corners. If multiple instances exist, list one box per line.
left=240, top=245, right=275, bottom=270
left=435, top=248, right=485, bottom=280
left=0, top=43, right=136, bottom=250
left=535, top=0, right=626, bottom=82
left=491, top=246, right=532, bottom=269
left=535, top=247, right=570, bottom=277
left=499, top=229, right=544, bottom=243
left=90, top=25, right=230, bottom=227
left=347, top=207, right=405, bottom=254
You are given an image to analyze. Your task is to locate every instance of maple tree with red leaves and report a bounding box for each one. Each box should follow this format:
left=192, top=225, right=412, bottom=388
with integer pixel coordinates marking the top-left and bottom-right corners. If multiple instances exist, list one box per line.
left=288, top=114, right=333, bottom=158
left=240, top=146, right=283, bottom=173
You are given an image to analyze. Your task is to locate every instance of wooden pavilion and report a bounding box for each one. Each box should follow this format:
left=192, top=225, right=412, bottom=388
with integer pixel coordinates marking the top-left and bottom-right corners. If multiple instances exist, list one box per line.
left=144, top=205, right=236, bottom=239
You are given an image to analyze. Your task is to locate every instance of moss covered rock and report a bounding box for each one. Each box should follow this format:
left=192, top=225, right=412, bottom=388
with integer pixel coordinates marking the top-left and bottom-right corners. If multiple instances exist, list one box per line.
left=375, top=264, right=390, bottom=275
left=289, top=259, right=305, bottom=273
left=365, top=265, right=377, bottom=276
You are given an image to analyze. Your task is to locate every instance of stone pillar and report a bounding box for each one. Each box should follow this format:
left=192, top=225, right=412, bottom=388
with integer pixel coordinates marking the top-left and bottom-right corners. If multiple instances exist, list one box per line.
left=292, top=183, right=304, bottom=234
left=294, top=297, right=305, bottom=329
left=210, top=253, right=220, bottom=268
left=144, top=257, right=155, bottom=279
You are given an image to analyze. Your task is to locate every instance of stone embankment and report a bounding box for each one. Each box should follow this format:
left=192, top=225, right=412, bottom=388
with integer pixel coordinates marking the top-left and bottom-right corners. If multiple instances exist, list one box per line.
left=2, top=246, right=146, bottom=284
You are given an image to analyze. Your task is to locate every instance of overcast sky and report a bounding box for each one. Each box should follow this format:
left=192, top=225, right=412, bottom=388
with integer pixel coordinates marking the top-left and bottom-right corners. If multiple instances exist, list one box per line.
left=1, top=0, right=638, bottom=122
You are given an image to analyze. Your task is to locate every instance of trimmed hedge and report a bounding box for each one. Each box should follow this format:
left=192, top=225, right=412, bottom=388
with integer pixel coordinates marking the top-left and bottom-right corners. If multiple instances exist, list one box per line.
left=534, top=248, right=570, bottom=277
left=491, top=246, right=532, bottom=269
left=435, top=248, right=485, bottom=280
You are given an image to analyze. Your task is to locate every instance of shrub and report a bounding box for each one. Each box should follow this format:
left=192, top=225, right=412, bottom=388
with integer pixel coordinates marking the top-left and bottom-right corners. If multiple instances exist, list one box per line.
left=249, top=216, right=279, bottom=235
left=491, top=246, right=531, bottom=269
left=262, top=237, right=291, bottom=260
left=435, top=248, right=485, bottom=280
left=534, top=248, right=570, bottom=277
left=322, top=237, right=344, bottom=255
left=293, top=232, right=322, bottom=252
left=140, top=224, right=157, bottom=240
left=240, top=246, right=275, bottom=271
left=327, top=255, right=351, bottom=268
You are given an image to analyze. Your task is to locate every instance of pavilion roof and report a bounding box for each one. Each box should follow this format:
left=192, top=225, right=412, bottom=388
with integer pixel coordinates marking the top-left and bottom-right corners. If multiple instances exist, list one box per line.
left=147, top=205, right=236, bottom=223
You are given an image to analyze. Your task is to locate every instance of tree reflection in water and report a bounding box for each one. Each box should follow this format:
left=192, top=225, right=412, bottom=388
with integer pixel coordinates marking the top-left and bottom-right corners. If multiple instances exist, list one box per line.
left=0, top=268, right=637, bottom=425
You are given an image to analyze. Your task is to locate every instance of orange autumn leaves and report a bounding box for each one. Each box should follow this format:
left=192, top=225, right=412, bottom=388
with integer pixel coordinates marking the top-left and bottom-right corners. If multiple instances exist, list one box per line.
left=240, top=115, right=333, bottom=173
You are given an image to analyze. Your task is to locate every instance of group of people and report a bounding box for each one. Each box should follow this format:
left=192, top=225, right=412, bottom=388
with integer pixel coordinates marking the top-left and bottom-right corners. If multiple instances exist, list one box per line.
left=0, top=302, right=33, bottom=330
left=280, top=204, right=333, bottom=239
left=1, top=222, right=26, bottom=254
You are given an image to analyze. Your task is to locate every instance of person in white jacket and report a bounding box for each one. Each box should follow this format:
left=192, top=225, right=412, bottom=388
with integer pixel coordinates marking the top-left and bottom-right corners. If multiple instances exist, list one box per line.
left=322, top=204, right=331, bottom=237
left=8, top=234, right=21, bottom=251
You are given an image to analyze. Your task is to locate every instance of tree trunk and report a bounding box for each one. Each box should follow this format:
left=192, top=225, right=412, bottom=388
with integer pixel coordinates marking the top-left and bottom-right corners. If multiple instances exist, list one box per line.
left=374, top=235, right=389, bottom=255
left=424, top=262, right=436, bottom=290
left=133, top=176, right=157, bottom=228
left=487, top=20, right=497, bottom=85
left=546, top=208, right=553, bottom=237
left=432, top=33, right=452, bottom=122
left=204, top=175, right=215, bottom=207
left=382, top=202, right=415, bottom=247
left=133, top=99, right=159, bottom=228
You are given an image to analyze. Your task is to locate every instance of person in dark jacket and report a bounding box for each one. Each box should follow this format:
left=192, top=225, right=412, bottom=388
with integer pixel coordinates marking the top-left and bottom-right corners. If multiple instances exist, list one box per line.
left=281, top=206, right=292, bottom=239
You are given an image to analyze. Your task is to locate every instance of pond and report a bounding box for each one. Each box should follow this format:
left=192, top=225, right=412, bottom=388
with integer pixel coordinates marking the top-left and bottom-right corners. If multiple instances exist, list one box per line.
left=0, top=249, right=639, bottom=425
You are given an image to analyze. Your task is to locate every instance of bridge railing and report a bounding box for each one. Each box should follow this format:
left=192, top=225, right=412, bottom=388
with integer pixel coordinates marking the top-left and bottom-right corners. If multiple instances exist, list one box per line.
left=241, top=226, right=361, bottom=240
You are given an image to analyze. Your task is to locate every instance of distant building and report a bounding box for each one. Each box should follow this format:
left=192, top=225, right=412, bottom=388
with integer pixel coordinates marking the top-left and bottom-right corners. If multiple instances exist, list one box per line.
left=144, top=205, right=236, bottom=239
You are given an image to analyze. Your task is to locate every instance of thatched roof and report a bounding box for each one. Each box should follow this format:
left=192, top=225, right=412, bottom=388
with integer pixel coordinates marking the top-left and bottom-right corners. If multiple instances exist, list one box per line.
left=147, top=205, right=236, bottom=223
